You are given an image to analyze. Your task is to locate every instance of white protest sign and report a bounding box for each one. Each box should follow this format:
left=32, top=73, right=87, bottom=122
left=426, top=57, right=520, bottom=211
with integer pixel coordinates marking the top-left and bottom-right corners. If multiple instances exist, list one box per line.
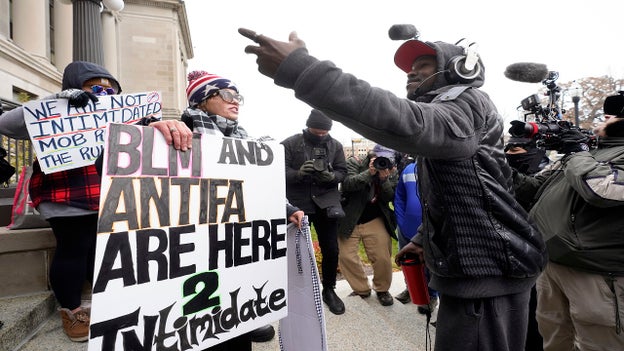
left=22, top=91, right=162, bottom=174
left=89, top=124, right=288, bottom=350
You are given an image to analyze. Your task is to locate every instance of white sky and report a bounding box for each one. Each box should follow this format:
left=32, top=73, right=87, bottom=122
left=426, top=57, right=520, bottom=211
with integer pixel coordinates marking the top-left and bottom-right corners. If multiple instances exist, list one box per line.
left=184, top=0, right=623, bottom=146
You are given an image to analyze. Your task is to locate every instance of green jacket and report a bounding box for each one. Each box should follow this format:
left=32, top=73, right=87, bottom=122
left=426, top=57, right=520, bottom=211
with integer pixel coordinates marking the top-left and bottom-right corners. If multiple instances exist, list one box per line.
left=514, top=137, right=624, bottom=275
left=338, top=155, right=398, bottom=239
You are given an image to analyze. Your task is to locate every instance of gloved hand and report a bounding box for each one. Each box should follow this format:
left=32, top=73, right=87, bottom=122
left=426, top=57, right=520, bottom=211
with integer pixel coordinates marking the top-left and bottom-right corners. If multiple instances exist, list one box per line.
left=558, top=129, right=590, bottom=154
left=56, top=89, right=99, bottom=108
left=297, top=160, right=316, bottom=178
left=313, top=169, right=335, bottom=183
left=509, top=120, right=529, bottom=138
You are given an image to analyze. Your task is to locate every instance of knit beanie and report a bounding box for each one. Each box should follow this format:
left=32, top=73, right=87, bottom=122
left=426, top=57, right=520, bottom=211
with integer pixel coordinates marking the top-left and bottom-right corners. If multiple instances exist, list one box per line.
left=372, top=144, right=396, bottom=159
left=306, top=109, right=333, bottom=130
left=186, top=70, right=238, bottom=107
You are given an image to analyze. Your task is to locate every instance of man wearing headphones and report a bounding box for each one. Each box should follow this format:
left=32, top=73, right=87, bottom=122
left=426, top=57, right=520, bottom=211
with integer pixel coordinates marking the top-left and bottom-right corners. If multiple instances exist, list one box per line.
left=238, top=28, right=545, bottom=351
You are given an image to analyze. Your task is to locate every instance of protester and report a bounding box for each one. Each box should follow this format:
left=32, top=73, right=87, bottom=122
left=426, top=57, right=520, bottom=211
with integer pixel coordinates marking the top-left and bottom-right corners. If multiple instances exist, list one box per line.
left=280, top=109, right=347, bottom=315
left=393, top=159, right=439, bottom=314
left=182, top=69, right=278, bottom=348
left=338, top=144, right=397, bottom=306
left=513, top=93, right=624, bottom=351
left=0, top=61, right=191, bottom=342
left=239, top=28, right=546, bottom=351
left=182, top=71, right=248, bottom=138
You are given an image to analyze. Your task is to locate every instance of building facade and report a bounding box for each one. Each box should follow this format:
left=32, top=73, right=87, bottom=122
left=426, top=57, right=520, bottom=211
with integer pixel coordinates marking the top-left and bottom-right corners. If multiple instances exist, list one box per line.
left=0, top=0, right=193, bottom=119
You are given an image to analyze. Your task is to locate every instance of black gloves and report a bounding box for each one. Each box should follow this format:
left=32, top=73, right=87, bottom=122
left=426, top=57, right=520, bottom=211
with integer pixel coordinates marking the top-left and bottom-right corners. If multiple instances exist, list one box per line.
left=313, top=170, right=335, bottom=183
left=509, top=120, right=529, bottom=138
left=297, top=160, right=335, bottom=182
left=298, top=160, right=316, bottom=178
left=57, top=89, right=99, bottom=108
left=559, top=129, right=590, bottom=154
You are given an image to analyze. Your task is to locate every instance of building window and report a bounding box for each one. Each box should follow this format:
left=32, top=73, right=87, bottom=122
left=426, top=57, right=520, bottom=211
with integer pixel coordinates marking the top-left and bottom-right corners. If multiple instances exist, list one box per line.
left=13, top=87, right=38, bottom=104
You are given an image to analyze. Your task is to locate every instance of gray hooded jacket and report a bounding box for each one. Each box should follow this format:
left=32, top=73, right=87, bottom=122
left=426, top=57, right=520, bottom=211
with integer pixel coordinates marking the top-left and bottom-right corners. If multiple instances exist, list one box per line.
left=272, top=41, right=547, bottom=299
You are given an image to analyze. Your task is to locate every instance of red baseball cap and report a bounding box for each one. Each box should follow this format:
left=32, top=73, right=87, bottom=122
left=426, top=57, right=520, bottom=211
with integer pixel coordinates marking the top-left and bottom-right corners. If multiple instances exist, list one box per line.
left=394, top=40, right=437, bottom=73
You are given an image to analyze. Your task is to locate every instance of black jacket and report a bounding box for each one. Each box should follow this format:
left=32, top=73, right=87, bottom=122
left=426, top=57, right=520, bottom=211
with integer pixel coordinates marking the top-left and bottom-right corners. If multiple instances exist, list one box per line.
left=281, top=131, right=346, bottom=214
left=273, top=41, right=546, bottom=299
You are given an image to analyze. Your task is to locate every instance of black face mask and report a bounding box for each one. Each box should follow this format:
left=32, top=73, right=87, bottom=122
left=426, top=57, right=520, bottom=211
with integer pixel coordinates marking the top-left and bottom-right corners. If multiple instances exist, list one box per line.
left=506, top=148, right=546, bottom=175
left=303, top=129, right=329, bottom=145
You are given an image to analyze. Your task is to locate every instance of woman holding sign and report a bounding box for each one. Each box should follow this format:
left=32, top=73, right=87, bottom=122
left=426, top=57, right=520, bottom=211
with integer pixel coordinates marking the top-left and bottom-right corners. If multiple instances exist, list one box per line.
left=182, top=70, right=281, bottom=350
left=0, top=61, right=192, bottom=342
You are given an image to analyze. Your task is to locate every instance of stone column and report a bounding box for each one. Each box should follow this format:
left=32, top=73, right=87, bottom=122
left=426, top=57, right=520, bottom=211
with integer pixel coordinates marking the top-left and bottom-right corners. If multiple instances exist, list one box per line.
left=54, top=0, right=73, bottom=71
left=0, top=0, right=10, bottom=39
left=12, top=0, right=48, bottom=59
left=101, top=10, right=118, bottom=75
left=73, top=0, right=103, bottom=64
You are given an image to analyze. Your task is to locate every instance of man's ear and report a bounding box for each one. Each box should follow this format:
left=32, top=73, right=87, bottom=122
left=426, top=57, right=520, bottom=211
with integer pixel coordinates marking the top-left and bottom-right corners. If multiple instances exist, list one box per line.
left=604, top=118, right=624, bottom=137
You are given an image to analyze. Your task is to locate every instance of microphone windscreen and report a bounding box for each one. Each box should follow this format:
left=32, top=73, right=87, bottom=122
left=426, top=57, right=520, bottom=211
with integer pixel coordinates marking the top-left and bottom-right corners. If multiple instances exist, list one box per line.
left=388, top=24, right=418, bottom=41
left=504, top=62, right=549, bottom=83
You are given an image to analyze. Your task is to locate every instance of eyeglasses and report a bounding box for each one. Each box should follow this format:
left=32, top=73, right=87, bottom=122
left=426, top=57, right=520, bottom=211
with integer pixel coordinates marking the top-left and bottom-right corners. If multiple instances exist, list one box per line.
left=91, top=85, right=116, bottom=96
left=214, top=90, right=244, bottom=105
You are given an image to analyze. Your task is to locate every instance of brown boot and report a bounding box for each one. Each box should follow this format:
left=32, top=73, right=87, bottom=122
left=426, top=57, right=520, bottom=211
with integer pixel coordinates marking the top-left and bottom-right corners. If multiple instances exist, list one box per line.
left=59, top=307, right=90, bottom=342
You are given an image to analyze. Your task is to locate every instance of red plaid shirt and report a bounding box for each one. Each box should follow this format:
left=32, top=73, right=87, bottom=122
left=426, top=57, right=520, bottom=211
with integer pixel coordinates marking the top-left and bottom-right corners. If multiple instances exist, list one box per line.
left=29, top=160, right=101, bottom=211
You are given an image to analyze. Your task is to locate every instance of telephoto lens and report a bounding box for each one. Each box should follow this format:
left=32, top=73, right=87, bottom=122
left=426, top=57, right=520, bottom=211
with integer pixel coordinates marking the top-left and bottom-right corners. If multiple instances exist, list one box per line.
left=373, top=156, right=393, bottom=170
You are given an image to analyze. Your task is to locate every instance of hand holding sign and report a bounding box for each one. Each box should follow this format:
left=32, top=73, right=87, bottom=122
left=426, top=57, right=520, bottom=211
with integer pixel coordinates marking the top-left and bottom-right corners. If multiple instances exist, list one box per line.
left=56, top=89, right=99, bottom=108
left=149, top=120, right=193, bottom=151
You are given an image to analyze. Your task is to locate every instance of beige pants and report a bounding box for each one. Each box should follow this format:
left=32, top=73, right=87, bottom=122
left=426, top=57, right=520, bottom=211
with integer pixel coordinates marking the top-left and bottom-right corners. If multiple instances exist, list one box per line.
left=338, top=217, right=393, bottom=295
left=537, top=262, right=624, bottom=351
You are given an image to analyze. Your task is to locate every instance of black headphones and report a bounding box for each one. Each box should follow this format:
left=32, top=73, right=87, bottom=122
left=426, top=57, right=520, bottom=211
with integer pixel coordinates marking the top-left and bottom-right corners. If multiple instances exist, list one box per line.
left=445, top=39, right=482, bottom=84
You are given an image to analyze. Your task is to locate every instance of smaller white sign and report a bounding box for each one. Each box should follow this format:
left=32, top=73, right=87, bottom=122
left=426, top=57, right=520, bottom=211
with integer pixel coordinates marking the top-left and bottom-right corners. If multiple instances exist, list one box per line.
left=23, top=91, right=162, bottom=174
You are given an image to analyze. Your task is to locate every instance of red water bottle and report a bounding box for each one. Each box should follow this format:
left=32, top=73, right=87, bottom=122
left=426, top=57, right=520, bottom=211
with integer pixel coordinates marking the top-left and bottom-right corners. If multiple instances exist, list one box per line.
left=398, top=255, right=430, bottom=305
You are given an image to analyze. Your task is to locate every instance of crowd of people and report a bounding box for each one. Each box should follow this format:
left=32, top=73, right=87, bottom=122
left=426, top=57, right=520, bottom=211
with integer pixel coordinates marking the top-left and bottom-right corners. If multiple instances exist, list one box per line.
left=238, top=26, right=624, bottom=351
left=1, top=24, right=623, bottom=351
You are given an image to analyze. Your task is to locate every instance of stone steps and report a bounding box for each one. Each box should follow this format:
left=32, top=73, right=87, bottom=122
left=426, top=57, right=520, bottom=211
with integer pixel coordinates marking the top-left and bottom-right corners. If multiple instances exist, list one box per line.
left=0, top=292, right=56, bottom=351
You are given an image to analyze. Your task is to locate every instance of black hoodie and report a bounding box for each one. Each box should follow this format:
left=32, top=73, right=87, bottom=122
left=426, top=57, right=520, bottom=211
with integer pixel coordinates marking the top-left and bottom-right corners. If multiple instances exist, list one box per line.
left=62, top=61, right=122, bottom=93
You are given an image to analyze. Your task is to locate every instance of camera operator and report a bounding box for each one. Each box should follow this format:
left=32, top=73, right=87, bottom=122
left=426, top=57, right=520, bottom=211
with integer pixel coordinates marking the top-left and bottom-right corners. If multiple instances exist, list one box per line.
left=338, top=144, right=398, bottom=306
left=513, top=93, right=624, bottom=350
left=505, top=137, right=549, bottom=176
left=281, top=109, right=347, bottom=315
left=504, top=135, right=550, bottom=351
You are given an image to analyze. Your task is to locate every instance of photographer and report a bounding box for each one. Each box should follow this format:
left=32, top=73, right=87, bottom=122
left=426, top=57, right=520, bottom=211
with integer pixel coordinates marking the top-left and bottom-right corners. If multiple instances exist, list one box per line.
left=281, top=109, right=347, bottom=315
left=513, top=93, right=624, bottom=350
left=338, top=144, right=398, bottom=306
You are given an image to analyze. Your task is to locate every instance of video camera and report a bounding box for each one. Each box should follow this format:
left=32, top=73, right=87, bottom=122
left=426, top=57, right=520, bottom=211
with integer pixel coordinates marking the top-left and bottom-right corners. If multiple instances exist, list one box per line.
left=510, top=71, right=596, bottom=151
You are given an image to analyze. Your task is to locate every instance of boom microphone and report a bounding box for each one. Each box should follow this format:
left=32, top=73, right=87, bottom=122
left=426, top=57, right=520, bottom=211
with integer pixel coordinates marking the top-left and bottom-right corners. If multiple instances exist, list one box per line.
left=504, top=62, right=549, bottom=83
left=389, top=24, right=419, bottom=41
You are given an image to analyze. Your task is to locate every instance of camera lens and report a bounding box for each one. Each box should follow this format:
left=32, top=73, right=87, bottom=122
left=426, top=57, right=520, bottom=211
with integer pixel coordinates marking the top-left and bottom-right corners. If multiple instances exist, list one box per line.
left=373, top=157, right=392, bottom=170
left=313, top=158, right=327, bottom=172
